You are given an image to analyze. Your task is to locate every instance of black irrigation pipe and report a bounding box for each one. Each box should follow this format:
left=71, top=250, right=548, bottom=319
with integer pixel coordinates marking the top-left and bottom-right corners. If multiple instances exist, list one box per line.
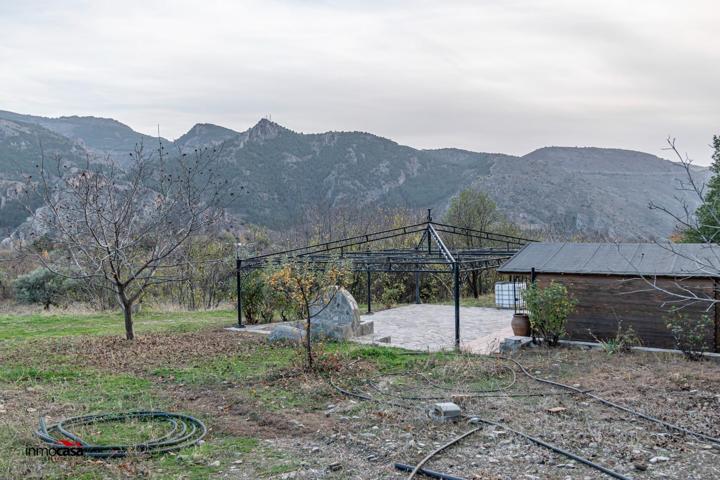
left=406, top=427, right=482, bottom=479
left=394, top=463, right=468, bottom=480
left=35, top=411, right=207, bottom=458
left=327, top=376, right=631, bottom=480
left=500, top=355, right=720, bottom=446
left=395, top=351, right=720, bottom=445
left=465, top=416, right=632, bottom=480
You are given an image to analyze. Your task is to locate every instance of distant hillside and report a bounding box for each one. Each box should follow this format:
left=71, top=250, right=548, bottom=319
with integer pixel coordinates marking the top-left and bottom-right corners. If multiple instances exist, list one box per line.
left=471, top=146, right=707, bottom=240
left=0, top=109, right=709, bottom=240
left=0, top=110, right=171, bottom=164
left=0, top=118, right=94, bottom=233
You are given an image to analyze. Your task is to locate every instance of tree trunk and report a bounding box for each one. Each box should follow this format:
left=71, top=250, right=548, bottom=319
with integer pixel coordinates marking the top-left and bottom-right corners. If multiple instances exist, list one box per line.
left=302, top=293, right=313, bottom=371
left=305, top=314, right=312, bottom=370
left=123, top=305, right=135, bottom=340
left=469, top=271, right=479, bottom=298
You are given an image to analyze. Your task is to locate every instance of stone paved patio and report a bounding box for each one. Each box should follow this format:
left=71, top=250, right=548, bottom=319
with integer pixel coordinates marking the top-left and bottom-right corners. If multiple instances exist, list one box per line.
left=355, top=304, right=513, bottom=354
left=239, top=304, right=514, bottom=354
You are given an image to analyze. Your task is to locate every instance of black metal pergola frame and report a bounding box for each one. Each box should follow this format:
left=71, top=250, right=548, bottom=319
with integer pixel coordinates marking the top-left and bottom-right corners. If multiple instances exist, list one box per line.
left=236, top=211, right=534, bottom=348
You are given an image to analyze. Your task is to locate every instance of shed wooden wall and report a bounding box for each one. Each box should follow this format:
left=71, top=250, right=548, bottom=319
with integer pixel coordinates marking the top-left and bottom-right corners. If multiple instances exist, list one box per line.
left=536, top=273, right=718, bottom=351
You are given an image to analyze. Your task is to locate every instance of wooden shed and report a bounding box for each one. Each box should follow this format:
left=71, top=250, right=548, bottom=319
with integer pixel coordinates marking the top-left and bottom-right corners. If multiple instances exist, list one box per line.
left=498, top=242, right=720, bottom=351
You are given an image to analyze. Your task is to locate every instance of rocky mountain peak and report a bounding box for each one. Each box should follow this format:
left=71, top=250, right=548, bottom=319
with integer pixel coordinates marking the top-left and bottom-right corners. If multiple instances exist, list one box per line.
left=247, top=118, right=289, bottom=142
left=175, top=123, right=239, bottom=148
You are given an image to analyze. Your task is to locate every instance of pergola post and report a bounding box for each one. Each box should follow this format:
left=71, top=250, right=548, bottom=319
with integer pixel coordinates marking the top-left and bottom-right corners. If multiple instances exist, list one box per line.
left=415, top=270, right=421, bottom=304
left=453, top=261, right=460, bottom=349
left=235, top=257, right=244, bottom=328
left=366, top=269, right=372, bottom=314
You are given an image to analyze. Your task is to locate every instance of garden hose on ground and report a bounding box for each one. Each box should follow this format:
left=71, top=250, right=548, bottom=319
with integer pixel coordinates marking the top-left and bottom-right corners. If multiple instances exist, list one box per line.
left=35, top=411, right=207, bottom=458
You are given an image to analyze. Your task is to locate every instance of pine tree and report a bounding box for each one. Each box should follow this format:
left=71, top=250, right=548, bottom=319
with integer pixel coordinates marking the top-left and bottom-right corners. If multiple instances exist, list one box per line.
left=684, top=135, right=720, bottom=242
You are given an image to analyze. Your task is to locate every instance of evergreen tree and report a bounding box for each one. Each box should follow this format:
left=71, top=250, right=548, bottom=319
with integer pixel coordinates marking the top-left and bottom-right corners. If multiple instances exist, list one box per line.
left=685, top=135, right=720, bottom=242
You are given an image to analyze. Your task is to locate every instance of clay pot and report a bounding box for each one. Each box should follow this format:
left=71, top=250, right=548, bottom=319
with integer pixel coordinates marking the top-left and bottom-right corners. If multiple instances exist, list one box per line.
left=511, top=313, right=531, bottom=336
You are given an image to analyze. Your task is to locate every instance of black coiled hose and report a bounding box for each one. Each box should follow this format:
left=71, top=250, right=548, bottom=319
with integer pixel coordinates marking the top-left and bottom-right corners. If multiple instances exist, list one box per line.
left=35, top=411, right=207, bottom=458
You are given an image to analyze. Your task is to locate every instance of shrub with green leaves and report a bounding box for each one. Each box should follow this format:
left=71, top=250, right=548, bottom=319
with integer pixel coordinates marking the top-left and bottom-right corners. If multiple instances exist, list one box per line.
left=589, top=320, right=640, bottom=355
left=666, top=308, right=713, bottom=361
left=13, top=268, right=69, bottom=309
left=523, top=281, right=577, bottom=347
left=380, top=280, right=404, bottom=308
left=240, top=270, right=271, bottom=324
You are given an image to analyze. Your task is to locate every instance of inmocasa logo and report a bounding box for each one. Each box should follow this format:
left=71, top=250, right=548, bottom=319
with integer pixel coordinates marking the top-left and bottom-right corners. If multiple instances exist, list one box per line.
left=26, top=440, right=84, bottom=456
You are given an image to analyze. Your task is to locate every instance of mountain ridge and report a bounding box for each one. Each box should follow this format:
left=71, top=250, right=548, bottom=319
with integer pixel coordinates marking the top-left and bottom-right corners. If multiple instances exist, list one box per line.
left=0, top=109, right=707, bottom=240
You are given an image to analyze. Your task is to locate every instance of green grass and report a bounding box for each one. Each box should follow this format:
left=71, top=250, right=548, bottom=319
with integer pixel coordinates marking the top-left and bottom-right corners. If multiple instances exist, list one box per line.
left=330, top=343, right=425, bottom=370
left=55, top=374, right=157, bottom=411
left=152, top=346, right=296, bottom=385
left=0, top=365, right=84, bottom=382
left=0, top=309, right=236, bottom=341
left=72, top=418, right=174, bottom=446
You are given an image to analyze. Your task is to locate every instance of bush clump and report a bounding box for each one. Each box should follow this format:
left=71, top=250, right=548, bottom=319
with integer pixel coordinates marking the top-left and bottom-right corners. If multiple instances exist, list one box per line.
left=666, top=308, right=713, bottom=361
left=589, top=320, right=640, bottom=355
left=523, top=281, right=577, bottom=347
left=14, top=268, right=71, bottom=309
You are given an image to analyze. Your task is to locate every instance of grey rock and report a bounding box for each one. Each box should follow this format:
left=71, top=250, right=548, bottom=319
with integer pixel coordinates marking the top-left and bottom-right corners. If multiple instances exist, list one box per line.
left=308, top=286, right=370, bottom=340
left=267, top=325, right=305, bottom=343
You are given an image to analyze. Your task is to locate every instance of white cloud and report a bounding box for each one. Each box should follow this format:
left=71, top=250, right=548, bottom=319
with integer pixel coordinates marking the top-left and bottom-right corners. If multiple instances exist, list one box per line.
left=0, top=0, right=718, bottom=163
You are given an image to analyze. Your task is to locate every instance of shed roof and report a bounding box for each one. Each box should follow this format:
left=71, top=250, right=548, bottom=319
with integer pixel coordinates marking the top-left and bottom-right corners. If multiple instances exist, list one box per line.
left=498, top=242, right=720, bottom=278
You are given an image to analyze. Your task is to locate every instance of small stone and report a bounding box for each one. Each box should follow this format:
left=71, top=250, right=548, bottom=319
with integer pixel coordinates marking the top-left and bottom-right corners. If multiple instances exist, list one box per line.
left=26, top=407, right=37, bottom=413
left=232, top=460, right=243, bottom=464
left=311, top=446, right=320, bottom=453
left=649, top=456, right=669, bottom=463
left=208, top=460, right=220, bottom=467
left=634, top=463, right=648, bottom=471
left=546, top=407, right=567, bottom=414
left=328, top=462, right=342, bottom=471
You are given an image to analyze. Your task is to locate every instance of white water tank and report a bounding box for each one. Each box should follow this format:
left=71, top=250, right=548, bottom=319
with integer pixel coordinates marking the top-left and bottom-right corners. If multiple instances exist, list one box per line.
left=495, top=281, right=525, bottom=309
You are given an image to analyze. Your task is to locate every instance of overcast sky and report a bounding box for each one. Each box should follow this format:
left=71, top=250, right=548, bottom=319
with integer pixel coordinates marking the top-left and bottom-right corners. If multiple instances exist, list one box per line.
left=1, top=0, right=718, bottom=163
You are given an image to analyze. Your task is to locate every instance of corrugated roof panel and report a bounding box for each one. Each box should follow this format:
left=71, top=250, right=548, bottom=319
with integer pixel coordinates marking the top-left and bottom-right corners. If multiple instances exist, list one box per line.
left=498, top=242, right=720, bottom=277
left=499, top=243, right=563, bottom=273
left=545, top=244, right=600, bottom=273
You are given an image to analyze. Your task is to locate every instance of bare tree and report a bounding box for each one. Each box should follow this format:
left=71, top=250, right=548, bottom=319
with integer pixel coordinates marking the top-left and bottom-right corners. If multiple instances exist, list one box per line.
left=632, top=137, right=720, bottom=309
left=649, top=137, right=719, bottom=243
left=20, top=142, right=234, bottom=339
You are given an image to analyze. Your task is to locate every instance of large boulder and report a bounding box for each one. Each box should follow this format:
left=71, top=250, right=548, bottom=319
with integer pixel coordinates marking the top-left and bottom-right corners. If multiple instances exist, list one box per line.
left=267, top=286, right=372, bottom=343
left=309, top=286, right=361, bottom=340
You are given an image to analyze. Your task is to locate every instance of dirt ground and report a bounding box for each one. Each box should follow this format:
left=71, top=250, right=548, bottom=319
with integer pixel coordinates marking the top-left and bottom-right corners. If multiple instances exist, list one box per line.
left=1, top=327, right=719, bottom=479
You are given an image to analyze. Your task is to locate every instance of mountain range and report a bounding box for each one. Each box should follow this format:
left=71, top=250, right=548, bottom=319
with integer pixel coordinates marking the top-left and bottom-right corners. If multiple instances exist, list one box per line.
left=0, top=109, right=708, bottom=241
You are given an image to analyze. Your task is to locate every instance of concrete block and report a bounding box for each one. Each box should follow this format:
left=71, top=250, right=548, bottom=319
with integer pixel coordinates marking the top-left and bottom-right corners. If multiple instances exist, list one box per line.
left=429, top=402, right=461, bottom=422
